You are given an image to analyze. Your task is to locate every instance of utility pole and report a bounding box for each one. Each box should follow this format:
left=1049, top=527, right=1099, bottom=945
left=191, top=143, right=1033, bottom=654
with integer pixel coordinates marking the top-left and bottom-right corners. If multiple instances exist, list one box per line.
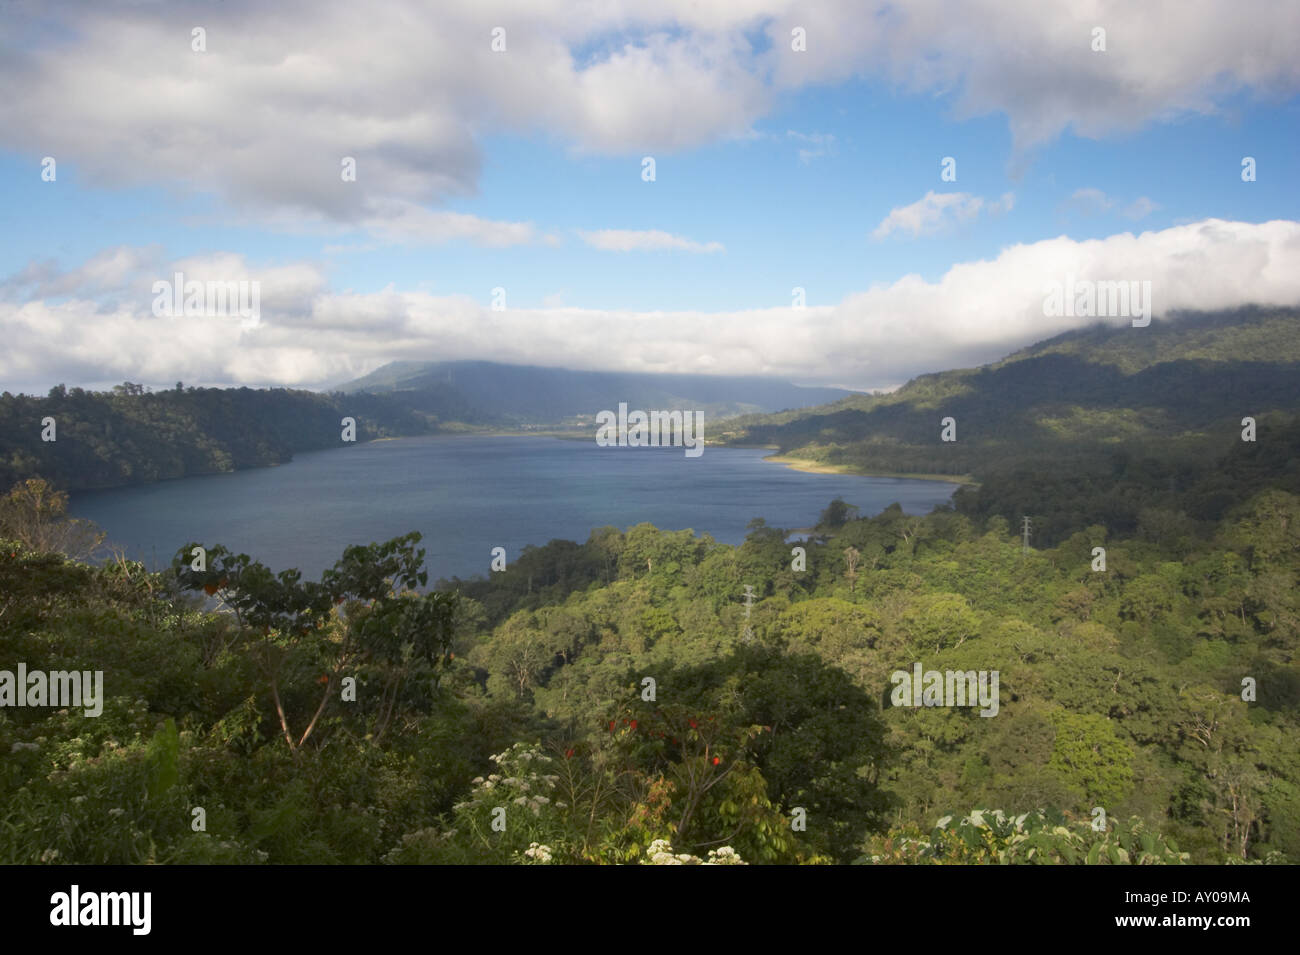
left=741, top=585, right=755, bottom=642
left=1021, top=516, right=1032, bottom=556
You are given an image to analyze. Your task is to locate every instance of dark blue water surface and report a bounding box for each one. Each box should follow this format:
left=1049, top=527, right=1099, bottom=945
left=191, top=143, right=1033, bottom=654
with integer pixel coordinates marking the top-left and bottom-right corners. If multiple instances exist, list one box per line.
left=69, top=436, right=958, bottom=581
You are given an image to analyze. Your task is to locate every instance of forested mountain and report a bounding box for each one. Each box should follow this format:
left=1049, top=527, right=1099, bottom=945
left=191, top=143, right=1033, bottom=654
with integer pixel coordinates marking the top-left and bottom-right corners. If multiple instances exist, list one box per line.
left=0, top=383, right=433, bottom=491
left=721, top=307, right=1300, bottom=545
left=339, top=360, right=853, bottom=424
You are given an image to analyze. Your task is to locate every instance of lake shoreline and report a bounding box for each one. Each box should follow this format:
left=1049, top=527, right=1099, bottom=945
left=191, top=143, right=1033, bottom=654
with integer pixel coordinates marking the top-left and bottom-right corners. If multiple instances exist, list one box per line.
left=366, top=434, right=979, bottom=486
left=69, top=434, right=964, bottom=581
left=761, top=453, right=978, bottom=487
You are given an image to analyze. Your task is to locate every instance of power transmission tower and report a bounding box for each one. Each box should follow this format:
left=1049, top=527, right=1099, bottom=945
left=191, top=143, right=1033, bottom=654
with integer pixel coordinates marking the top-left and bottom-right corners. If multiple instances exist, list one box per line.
left=1021, top=516, right=1032, bottom=556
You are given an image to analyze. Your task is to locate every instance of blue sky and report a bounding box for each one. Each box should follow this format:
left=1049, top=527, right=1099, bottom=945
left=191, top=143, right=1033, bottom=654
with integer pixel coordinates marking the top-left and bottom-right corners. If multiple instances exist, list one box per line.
left=7, top=86, right=1295, bottom=314
left=1, top=1, right=1298, bottom=392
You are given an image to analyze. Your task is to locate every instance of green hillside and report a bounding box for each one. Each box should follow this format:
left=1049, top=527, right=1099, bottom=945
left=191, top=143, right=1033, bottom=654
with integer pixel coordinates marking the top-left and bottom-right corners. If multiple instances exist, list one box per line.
left=721, top=307, right=1300, bottom=544
left=0, top=383, right=433, bottom=492
left=996, top=306, right=1300, bottom=373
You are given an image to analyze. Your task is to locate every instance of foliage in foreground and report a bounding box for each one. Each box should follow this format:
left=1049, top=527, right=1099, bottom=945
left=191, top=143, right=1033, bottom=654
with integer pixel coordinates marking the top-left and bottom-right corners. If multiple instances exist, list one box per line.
left=861, top=809, right=1192, bottom=865
left=2, top=423, right=1298, bottom=862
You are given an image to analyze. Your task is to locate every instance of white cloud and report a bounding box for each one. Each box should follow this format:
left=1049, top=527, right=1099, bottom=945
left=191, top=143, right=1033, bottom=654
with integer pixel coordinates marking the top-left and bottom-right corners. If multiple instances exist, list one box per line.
left=0, top=0, right=1294, bottom=238
left=786, top=130, right=837, bottom=163
left=1068, top=188, right=1117, bottom=214
left=576, top=229, right=725, bottom=253
left=0, top=246, right=166, bottom=303
left=1124, top=196, right=1160, bottom=220
left=1064, top=189, right=1160, bottom=220
left=4, top=219, right=1298, bottom=394
left=989, top=193, right=1015, bottom=215
left=872, top=191, right=1012, bottom=240
left=359, top=200, right=545, bottom=247
left=0, top=2, right=769, bottom=238
left=763, top=1, right=1300, bottom=151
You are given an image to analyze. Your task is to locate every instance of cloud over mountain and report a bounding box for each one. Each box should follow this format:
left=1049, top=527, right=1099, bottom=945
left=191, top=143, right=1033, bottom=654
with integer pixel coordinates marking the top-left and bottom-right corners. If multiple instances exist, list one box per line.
left=4, top=219, right=1298, bottom=394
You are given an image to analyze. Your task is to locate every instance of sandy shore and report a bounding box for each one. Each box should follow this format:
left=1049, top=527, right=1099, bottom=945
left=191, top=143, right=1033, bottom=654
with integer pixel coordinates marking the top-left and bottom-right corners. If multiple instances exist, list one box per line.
left=763, top=454, right=978, bottom=486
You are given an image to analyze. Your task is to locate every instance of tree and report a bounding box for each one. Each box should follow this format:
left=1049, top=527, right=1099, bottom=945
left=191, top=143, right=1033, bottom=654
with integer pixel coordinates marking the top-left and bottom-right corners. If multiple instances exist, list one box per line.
left=173, top=532, right=456, bottom=753
left=1047, top=710, right=1135, bottom=807
left=818, top=498, right=859, bottom=531
left=633, top=645, right=893, bottom=861
left=483, top=613, right=560, bottom=699
left=843, top=546, right=861, bottom=593
left=0, top=478, right=105, bottom=559
left=900, top=592, right=980, bottom=654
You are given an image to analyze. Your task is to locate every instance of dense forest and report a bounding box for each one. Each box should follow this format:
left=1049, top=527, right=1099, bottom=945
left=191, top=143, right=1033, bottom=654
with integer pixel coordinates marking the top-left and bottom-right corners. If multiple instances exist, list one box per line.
left=2, top=308, right=1297, bottom=864
left=0, top=383, right=433, bottom=491
left=1, top=432, right=1295, bottom=863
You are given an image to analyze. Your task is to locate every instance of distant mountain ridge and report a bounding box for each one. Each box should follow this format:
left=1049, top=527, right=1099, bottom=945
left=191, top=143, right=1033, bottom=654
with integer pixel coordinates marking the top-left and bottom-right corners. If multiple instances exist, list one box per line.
left=718, top=305, right=1300, bottom=543
left=722, top=306, right=1300, bottom=435
left=12, top=308, right=1295, bottom=499
left=339, top=360, right=855, bottom=424
left=995, top=306, right=1300, bottom=373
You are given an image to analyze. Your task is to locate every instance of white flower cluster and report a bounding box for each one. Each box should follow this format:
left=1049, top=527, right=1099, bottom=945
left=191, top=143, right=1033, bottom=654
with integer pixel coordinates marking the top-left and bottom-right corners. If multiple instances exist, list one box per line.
left=646, top=839, right=696, bottom=864
left=643, top=839, right=747, bottom=865
left=708, top=846, right=745, bottom=865
left=512, top=794, right=551, bottom=816
left=381, top=826, right=452, bottom=863
left=489, top=744, right=554, bottom=767
left=456, top=743, right=560, bottom=816
left=522, top=842, right=553, bottom=864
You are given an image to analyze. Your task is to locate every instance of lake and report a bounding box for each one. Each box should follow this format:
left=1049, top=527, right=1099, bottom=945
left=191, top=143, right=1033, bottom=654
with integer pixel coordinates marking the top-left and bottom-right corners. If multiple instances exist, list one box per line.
left=69, top=435, right=959, bottom=581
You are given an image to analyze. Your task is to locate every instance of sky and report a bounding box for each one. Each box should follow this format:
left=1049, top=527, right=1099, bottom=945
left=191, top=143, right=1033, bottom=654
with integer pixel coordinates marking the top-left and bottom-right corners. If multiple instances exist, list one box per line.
left=1, top=0, right=1298, bottom=394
